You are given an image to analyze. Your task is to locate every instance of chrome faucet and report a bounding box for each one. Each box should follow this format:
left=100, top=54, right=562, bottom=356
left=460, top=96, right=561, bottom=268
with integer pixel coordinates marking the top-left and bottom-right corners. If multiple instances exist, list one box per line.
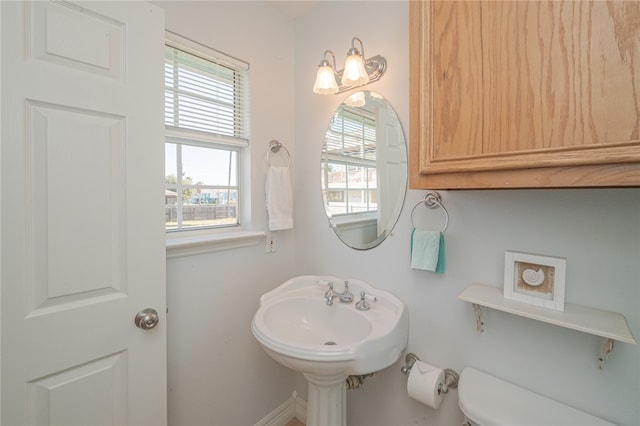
left=325, top=281, right=354, bottom=305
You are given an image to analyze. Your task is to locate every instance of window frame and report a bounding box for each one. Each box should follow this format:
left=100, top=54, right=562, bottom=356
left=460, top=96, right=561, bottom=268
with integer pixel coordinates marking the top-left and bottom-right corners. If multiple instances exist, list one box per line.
left=322, top=106, right=378, bottom=218
left=164, top=32, right=250, bottom=235
left=165, top=138, right=241, bottom=232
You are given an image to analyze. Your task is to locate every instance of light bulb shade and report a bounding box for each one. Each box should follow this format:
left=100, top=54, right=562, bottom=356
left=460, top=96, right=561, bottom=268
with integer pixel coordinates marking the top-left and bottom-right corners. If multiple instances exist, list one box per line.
left=341, top=53, right=369, bottom=86
left=313, top=65, right=339, bottom=94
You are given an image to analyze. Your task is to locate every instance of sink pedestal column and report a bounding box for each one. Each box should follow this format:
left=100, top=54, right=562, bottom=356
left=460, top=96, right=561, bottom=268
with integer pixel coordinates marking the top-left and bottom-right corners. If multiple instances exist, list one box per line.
left=303, top=372, right=347, bottom=426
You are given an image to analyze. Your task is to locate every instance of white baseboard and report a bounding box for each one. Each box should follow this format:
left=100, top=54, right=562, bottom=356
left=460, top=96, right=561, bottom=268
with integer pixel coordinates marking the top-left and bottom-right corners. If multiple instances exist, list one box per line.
left=294, top=395, right=307, bottom=423
left=254, top=391, right=307, bottom=426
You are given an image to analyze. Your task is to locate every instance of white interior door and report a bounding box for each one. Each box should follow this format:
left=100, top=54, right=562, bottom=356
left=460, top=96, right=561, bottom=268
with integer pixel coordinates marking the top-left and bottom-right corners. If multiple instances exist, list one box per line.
left=1, top=1, right=167, bottom=425
left=376, top=102, right=406, bottom=236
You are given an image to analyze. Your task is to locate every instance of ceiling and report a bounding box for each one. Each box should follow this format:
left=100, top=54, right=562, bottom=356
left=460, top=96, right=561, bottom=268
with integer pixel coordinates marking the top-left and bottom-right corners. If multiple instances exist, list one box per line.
left=269, top=1, right=320, bottom=18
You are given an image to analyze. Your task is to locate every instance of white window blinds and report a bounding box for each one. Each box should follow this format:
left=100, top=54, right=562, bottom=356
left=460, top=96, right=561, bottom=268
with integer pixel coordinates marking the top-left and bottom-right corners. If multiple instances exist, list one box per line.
left=325, top=108, right=376, bottom=165
left=165, top=44, right=249, bottom=143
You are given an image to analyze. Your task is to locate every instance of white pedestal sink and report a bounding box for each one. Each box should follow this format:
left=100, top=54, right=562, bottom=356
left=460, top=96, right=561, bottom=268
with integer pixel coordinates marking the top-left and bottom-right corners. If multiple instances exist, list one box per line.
left=251, top=275, right=409, bottom=426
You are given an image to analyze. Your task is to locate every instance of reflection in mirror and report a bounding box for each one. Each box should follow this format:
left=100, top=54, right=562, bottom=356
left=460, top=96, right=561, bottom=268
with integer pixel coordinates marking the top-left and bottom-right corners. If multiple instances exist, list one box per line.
left=321, top=91, right=407, bottom=250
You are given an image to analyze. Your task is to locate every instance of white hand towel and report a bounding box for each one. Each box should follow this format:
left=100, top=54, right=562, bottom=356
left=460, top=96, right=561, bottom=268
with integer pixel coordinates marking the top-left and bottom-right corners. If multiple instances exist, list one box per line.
left=266, top=165, right=293, bottom=231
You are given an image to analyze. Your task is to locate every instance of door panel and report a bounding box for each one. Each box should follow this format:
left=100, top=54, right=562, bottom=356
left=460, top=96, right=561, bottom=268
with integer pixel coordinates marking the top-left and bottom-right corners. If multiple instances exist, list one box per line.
left=28, top=351, right=127, bottom=426
left=29, top=102, right=127, bottom=313
left=2, top=1, right=166, bottom=425
left=30, top=1, right=125, bottom=80
left=376, top=102, right=406, bottom=237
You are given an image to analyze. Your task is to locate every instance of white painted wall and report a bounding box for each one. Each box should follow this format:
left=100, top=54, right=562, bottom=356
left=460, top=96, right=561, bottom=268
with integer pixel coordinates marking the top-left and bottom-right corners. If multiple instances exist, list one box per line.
left=158, top=1, right=639, bottom=425
left=293, top=2, right=640, bottom=426
left=157, top=2, right=298, bottom=425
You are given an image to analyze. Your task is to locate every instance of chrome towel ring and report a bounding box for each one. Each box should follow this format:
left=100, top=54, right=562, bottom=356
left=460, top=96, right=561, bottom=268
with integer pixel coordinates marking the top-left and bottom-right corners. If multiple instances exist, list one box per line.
left=267, top=140, right=291, bottom=167
left=409, top=192, right=449, bottom=232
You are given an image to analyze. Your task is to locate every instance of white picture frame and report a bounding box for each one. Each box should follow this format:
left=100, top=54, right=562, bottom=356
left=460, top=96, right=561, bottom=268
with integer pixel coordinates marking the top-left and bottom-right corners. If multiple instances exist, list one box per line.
left=503, top=251, right=567, bottom=312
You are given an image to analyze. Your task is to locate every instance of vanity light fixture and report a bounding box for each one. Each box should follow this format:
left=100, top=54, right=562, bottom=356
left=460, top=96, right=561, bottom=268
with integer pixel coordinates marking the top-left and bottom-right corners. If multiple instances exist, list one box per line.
left=312, top=50, right=339, bottom=95
left=342, top=37, right=370, bottom=86
left=312, top=37, right=386, bottom=95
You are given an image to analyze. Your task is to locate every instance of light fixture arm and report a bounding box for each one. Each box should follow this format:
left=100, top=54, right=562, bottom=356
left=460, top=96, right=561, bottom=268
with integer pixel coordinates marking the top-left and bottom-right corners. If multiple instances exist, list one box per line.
left=319, top=49, right=337, bottom=70
left=349, top=37, right=366, bottom=59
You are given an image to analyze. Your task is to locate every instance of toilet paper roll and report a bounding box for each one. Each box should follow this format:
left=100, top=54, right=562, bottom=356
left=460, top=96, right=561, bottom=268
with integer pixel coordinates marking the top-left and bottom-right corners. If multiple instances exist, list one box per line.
left=407, top=360, right=445, bottom=409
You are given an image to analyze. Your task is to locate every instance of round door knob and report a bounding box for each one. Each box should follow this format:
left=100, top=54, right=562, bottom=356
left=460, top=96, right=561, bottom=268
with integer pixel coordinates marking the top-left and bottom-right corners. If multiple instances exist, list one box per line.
left=134, top=308, right=159, bottom=330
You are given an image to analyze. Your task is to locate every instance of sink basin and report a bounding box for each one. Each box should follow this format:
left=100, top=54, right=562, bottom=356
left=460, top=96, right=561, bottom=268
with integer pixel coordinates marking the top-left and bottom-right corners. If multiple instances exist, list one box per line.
left=251, top=275, right=408, bottom=426
left=260, top=297, right=372, bottom=347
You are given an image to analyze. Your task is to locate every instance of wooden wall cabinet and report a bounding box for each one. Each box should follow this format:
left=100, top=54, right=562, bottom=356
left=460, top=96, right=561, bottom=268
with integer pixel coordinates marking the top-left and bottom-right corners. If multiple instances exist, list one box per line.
left=409, top=1, right=640, bottom=189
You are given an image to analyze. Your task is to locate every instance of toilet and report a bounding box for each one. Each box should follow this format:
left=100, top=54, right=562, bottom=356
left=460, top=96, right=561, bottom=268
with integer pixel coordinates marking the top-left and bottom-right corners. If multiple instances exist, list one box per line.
left=458, top=367, right=615, bottom=426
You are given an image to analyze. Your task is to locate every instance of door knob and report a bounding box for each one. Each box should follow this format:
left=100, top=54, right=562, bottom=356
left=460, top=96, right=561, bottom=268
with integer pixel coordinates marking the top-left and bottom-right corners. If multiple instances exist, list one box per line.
left=134, top=308, right=159, bottom=330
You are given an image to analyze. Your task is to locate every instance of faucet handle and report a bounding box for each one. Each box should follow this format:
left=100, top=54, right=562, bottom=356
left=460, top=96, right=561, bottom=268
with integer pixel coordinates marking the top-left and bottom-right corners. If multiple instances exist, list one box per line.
left=338, top=280, right=354, bottom=303
left=324, top=282, right=334, bottom=298
left=356, top=292, right=371, bottom=311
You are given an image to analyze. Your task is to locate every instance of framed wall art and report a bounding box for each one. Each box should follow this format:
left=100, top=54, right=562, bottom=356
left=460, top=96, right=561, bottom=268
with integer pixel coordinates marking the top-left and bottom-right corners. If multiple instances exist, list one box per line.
left=503, top=251, right=567, bottom=311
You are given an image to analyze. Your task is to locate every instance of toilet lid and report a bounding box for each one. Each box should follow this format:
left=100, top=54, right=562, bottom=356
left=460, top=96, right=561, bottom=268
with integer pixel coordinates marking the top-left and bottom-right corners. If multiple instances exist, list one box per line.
left=458, top=368, right=616, bottom=426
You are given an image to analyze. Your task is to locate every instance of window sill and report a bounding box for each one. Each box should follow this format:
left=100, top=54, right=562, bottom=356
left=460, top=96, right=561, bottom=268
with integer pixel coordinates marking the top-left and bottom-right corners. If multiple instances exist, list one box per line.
left=329, top=212, right=377, bottom=231
left=166, top=230, right=265, bottom=258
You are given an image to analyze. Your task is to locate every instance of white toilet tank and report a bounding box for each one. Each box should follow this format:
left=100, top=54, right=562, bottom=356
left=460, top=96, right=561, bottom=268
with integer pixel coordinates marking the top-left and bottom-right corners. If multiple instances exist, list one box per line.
left=458, top=368, right=615, bottom=426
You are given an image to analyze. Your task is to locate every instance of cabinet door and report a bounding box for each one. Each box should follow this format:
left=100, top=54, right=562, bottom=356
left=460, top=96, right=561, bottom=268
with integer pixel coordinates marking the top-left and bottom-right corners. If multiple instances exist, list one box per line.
left=410, top=0, right=640, bottom=189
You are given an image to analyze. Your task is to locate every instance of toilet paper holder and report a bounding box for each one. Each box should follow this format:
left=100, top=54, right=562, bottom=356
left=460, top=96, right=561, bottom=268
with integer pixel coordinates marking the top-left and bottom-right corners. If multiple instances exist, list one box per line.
left=400, top=353, right=459, bottom=395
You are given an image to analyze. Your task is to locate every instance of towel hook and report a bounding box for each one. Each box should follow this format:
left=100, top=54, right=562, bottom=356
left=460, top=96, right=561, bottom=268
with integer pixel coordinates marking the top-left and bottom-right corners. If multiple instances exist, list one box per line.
left=267, top=140, right=291, bottom=167
left=409, top=192, right=449, bottom=232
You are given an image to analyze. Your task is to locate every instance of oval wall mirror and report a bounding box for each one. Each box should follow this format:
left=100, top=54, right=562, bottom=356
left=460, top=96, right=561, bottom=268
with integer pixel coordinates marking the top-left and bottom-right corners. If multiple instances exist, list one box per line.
left=321, top=91, right=407, bottom=250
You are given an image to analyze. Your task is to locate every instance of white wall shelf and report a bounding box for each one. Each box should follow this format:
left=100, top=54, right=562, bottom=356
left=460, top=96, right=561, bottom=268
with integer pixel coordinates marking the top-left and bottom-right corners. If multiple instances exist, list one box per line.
left=459, top=284, right=637, bottom=368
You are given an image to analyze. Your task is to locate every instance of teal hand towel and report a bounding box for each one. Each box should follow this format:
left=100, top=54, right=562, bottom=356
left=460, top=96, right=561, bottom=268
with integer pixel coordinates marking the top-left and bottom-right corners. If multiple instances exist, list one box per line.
left=410, top=229, right=445, bottom=273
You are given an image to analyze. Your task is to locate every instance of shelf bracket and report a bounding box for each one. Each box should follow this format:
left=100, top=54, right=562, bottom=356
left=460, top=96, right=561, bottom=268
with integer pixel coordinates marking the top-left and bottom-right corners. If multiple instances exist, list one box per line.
left=472, top=303, right=484, bottom=332
left=598, top=338, right=615, bottom=369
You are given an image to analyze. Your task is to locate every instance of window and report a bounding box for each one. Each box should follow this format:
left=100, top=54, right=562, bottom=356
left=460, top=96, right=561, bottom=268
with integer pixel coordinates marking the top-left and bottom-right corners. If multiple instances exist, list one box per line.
left=322, top=107, right=377, bottom=216
left=164, top=37, right=249, bottom=232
